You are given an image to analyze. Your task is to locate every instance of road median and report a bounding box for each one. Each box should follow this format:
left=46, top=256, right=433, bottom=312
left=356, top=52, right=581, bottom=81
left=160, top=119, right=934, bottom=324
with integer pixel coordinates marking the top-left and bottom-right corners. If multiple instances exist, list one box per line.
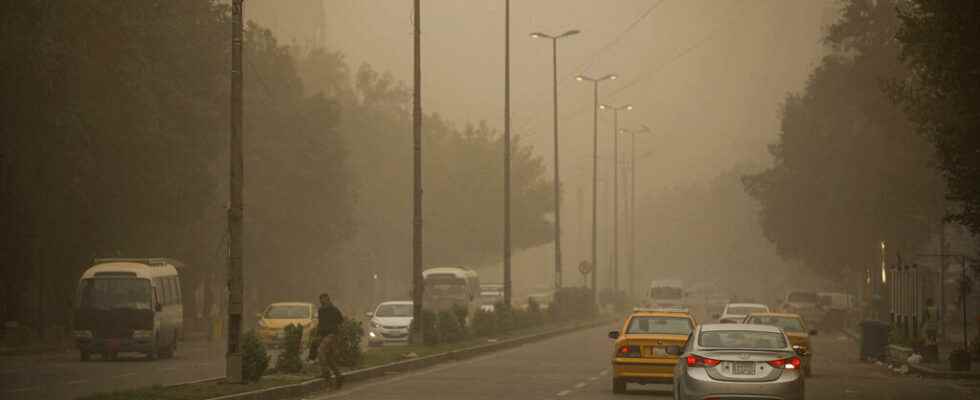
left=79, top=316, right=617, bottom=400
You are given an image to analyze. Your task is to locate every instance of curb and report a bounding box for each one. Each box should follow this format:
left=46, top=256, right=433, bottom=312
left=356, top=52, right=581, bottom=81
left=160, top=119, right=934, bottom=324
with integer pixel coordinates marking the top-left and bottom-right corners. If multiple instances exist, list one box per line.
left=198, top=317, right=615, bottom=400
left=908, top=362, right=980, bottom=380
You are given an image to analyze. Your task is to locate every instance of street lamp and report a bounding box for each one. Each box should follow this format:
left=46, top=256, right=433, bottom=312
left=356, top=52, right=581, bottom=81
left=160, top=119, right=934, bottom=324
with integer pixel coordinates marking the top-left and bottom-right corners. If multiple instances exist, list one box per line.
left=599, top=104, right=632, bottom=292
left=576, top=73, right=617, bottom=302
left=620, top=125, right=651, bottom=299
left=531, top=29, right=580, bottom=290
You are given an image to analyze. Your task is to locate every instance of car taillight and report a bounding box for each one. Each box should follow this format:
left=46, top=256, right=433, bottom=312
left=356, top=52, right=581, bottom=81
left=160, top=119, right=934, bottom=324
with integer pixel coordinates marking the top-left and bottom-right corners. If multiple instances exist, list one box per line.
left=686, top=354, right=721, bottom=367
left=767, top=357, right=802, bottom=369
left=617, top=345, right=641, bottom=358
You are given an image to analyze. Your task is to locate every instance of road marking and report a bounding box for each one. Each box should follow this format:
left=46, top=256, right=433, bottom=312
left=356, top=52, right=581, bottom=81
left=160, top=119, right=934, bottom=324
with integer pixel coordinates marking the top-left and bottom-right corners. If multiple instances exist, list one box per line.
left=599, top=369, right=609, bottom=376
left=66, top=379, right=89, bottom=385
left=0, top=368, right=25, bottom=375
left=574, top=382, right=587, bottom=389
left=557, top=390, right=571, bottom=396
left=113, top=372, right=137, bottom=379
left=159, top=366, right=179, bottom=372
left=588, top=376, right=598, bottom=381
left=6, top=386, right=38, bottom=393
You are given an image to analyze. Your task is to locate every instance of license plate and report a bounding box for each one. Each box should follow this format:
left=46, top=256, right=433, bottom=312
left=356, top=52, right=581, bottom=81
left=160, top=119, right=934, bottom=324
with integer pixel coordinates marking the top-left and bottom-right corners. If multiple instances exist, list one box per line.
left=733, top=362, right=756, bottom=375
left=652, top=347, right=667, bottom=356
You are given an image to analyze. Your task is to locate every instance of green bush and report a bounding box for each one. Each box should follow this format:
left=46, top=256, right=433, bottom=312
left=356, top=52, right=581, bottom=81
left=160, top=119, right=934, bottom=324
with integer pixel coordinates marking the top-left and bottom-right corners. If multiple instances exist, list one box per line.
left=551, top=287, right=595, bottom=322
left=471, top=309, right=497, bottom=337
left=335, top=320, right=364, bottom=367
left=451, top=303, right=469, bottom=331
left=493, top=302, right=515, bottom=333
left=438, top=310, right=466, bottom=343
left=241, top=330, right=270, bottom=382
left=274, top=324, right=304, bottom=373
left=414, top=309, right=440, bottom=345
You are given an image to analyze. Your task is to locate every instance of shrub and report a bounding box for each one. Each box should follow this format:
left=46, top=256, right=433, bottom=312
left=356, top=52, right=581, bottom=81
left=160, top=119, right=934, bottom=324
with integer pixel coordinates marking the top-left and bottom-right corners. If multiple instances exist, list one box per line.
left=274, top=324, right=304, bottom=373
left=335, top=319, right=364, bottom=367
left=438, top=310, right=466, bottom=343
left=471, top=309, right=497, bottom=337
left=451, top=303, right=469, bottom=330
left=551, top=287, right=595, bottom=322
left=493, top=302, right=515, bottom=333
left=412, top=309, right=440, bottom=345
left=241, top=330, right=270, bottom=382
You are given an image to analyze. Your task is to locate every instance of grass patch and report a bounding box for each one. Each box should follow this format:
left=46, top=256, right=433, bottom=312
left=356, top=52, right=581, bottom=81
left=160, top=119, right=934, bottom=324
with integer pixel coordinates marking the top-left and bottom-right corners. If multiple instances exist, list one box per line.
left=77, top=375, right=309, bottom=400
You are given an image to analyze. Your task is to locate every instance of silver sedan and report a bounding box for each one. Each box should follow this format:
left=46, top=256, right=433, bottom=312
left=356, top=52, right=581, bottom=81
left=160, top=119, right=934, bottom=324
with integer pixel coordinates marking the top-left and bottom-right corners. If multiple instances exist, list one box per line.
left=668, top=323, right=805, bottom=400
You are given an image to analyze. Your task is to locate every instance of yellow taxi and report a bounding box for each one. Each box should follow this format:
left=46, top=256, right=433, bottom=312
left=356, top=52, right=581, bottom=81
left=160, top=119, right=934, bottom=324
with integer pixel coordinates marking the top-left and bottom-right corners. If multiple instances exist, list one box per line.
left=742, top=312, right=817, bottom=376
left=607, top=308, right=697, bottom=393
left=256, top=302, right=317, bottom=347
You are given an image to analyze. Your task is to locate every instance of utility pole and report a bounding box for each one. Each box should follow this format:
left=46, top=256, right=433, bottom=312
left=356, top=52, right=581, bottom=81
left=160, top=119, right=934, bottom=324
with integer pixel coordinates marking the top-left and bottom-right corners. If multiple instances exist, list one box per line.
left=530, top=29, right=579, bottom=291
left=576, top=74, right=617, bottom=303
left=625, top=125, right=649, bottom=299
left=600, top=104, right=632, bottom=292
left=226, top=0, right=245, bottom=384
left=411, top=0, right=425, bottom=342
left=938, top=208, right=947, bottom=340
left=503, top=0, right=512, bottom=306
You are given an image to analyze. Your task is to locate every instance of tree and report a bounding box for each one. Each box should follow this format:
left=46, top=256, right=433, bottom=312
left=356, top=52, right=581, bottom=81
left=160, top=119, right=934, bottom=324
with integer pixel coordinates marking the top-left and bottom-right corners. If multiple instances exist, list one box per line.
left=895, top=1, right=980, bottom=234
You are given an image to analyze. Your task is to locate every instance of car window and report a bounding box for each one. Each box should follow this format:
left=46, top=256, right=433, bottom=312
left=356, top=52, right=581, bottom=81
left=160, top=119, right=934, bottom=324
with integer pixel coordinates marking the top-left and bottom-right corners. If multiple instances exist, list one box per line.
left=626, top=316, right=693, bottom=335
left=746, top=316, right=805, bottom=332
left=699, top=330, right=787, bottom=349
left=727, top=306, right=768, bottom=315
left=375, top=304, right=413, bottom=317
left=265, top=305, right=311, bottom=319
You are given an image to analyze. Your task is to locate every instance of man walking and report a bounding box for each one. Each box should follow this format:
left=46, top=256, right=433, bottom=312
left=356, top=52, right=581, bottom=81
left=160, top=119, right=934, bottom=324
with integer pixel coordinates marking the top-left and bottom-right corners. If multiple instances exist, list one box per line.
left=313, top=293, right=344, bottom=388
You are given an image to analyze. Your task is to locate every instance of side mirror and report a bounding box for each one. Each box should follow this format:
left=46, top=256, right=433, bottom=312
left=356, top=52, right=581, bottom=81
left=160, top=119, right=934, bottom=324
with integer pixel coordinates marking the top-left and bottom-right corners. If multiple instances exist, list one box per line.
left=665, top=345, right=683, bottom=356
left=155, top=303, right=163, bottom=312
left=809, top=329, right=818, bottom=336
left=255, top=312, right=263, bottom=319
left=365, top=312, right=374, bottom=318
left=608, top=330, right=620, bottom=339
left=793, top=345, right=809, bottom=357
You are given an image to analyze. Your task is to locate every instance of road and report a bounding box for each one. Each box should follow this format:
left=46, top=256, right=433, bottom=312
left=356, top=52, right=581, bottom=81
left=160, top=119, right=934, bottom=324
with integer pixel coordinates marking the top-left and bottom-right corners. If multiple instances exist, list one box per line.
left=313, top=323, right=979, bottom=400
left=2, top=323, right=978, bottom=400
left=0, top=338, right=226, bottom=400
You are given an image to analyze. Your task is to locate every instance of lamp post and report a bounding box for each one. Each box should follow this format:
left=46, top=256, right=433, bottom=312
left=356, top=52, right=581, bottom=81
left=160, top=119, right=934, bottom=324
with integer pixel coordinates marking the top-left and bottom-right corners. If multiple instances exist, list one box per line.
left=531, top=29, right=580, bottom=290
left=620, top=125, right=651, bottom=299
left=599, top=104, right=632, bottom=292
left=576, top=74, right=617, bottom=302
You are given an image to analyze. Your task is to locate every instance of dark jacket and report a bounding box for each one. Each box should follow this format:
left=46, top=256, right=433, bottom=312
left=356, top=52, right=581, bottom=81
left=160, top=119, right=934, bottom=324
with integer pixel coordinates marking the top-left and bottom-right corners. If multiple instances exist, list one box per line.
left=317, top=304, right=343, bottom=336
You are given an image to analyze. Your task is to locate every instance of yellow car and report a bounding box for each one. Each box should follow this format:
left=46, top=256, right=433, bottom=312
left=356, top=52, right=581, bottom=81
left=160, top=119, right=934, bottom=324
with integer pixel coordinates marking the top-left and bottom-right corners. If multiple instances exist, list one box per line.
left=256, top=302, right=317, bottom=347
left=607, top=309, right=697, bottom=393
left=742, top=312, right=817, bottom=376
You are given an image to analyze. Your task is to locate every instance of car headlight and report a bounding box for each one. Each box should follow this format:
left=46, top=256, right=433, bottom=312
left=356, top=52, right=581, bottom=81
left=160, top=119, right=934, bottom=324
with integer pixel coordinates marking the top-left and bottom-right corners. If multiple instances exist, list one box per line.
left=368, top=331, right=377, bottom=338
left=73, top=330, right=93, bottom=339
left=257, top=320, right=269, bottom=328
left=133, top=330, right=154, bottom=339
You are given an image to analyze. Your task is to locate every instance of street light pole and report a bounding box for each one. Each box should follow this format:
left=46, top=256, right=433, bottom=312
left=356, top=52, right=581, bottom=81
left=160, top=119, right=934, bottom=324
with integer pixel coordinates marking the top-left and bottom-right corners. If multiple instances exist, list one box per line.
left=504, top=0, right=512, bottom=306
left=227, top=0, right=245, bottom=383
left=576, top=74, right=616, bottom=302
left=600, top=104, right=632, bottom=292
left=411, top=0, right=424, bottom=343
left=621, top=125, right=650, bottom=299
left=531, top=29, right=580, bottom=290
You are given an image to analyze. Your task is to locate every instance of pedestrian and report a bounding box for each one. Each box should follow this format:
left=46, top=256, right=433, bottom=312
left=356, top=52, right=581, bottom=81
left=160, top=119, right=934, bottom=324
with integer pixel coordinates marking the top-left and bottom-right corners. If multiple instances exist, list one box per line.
left=922, top=298, right=938, bottom=343
left=311, top=293, right=344, bottom=388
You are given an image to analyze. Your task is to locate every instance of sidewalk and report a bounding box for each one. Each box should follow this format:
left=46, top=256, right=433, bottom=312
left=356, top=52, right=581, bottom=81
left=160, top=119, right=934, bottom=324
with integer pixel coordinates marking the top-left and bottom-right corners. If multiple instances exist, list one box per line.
left=909, top=341, right=980, bottom=379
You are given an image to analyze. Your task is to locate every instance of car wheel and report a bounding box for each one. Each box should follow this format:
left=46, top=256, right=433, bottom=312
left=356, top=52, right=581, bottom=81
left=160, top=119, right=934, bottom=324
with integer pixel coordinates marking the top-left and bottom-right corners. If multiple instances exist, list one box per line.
left=612, top=378, right=626, bottom=394
left=80, top=351, right=90, bottom=362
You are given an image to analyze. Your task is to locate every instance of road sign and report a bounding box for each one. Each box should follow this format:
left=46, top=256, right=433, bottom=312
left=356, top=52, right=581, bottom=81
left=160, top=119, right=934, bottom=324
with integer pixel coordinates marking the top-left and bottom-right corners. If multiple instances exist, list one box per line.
left=578, top=260, right=593, bottom=275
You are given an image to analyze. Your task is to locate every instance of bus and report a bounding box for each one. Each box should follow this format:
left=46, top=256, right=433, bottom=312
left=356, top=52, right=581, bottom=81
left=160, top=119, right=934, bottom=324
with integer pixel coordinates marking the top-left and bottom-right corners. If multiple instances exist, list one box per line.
left=647, top=279, right=685, bottom=308
left=73, top=258, right=184, bottom=361
left=422, top=266, right=480, bottom=318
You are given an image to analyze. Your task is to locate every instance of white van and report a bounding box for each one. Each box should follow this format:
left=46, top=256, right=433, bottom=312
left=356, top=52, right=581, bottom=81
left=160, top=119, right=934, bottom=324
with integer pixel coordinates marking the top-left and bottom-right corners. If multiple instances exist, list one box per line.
left=73, top=258, right=184, bottom=361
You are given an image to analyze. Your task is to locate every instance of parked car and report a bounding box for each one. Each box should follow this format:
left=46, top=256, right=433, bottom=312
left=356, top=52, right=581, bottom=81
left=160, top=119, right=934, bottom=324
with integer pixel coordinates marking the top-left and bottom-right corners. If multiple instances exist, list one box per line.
left=742, top=312, right=817, bottom=376
left=366, top=301, right=413, bottom=346
left=715, top=303, right=770, bottom=323
left=607, top=309, right=696, bottom=393
left=668, top=323, right=805, bottom=400
left=256, top=302, right=317, bottom=348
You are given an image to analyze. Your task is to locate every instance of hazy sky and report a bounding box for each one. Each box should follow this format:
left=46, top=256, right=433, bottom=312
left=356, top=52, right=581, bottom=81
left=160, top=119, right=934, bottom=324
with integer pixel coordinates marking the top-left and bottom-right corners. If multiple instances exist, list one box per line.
left=250, top=0, right=834, bottom=198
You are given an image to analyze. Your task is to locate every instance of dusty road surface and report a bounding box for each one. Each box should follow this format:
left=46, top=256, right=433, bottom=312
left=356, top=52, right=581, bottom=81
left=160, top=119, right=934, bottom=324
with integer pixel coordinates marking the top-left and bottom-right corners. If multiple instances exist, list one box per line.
left=311, top=323, right=979, bottom=400
left=1, top=339, right=226, bottom=400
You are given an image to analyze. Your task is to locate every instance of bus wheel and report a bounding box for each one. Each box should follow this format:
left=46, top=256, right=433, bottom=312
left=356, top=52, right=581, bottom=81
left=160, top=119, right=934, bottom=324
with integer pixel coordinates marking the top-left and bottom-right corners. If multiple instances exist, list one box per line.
left=80, top=351, right=90, bottom=361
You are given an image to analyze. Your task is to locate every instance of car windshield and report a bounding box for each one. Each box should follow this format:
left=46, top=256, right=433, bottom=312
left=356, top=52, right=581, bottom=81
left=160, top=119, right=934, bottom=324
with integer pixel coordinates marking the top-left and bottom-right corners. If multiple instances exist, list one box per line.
left=264, top=305, right=310, bottom=319
left=650, top=287, right=683, bottom=299
left=78, top=278, right=152, bottom=310
left=425, top=283, right=466, bottom=297
left=788, top=292, right=819, bottom=303
left=626, top=316, right=693, bottom=335
left=727, top=306, right=767, bottom=315
left=746, top=316, right=805, bottom=333
left=376, top=304, right=413, bottom=317
left=699, top=330, right=787, bottom=349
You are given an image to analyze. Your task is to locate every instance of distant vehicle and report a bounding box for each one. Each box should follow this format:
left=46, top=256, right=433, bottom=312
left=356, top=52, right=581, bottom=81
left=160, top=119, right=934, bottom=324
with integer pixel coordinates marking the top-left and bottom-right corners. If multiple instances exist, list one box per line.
left=742, top=312, right=818, bottom=376
left=73, top=258, right=184, bottom=361
left=669, top=323, right=805, bottom=400
left=478, top=283, right=504, bottom=312
left=422, top=266, right=480, bottom=318
left=366, top=301, right=413, bottom=346
left=716, top=303, right=770, bottom=323
left=780, top=290, right=826, bottom=327
left=256, top=302, right=316, bottom=348
left=817, top=291, right=855, bottom=311
left=607, top=309, right=696, bottom=393
left=647, top=280, right=685, bottom=307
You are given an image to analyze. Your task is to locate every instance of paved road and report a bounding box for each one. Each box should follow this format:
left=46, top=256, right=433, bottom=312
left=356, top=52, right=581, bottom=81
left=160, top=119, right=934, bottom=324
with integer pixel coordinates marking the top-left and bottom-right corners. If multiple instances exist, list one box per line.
left=313, top=323, right=979, bottom=400
left=0, top=339, right=226, bottom=400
